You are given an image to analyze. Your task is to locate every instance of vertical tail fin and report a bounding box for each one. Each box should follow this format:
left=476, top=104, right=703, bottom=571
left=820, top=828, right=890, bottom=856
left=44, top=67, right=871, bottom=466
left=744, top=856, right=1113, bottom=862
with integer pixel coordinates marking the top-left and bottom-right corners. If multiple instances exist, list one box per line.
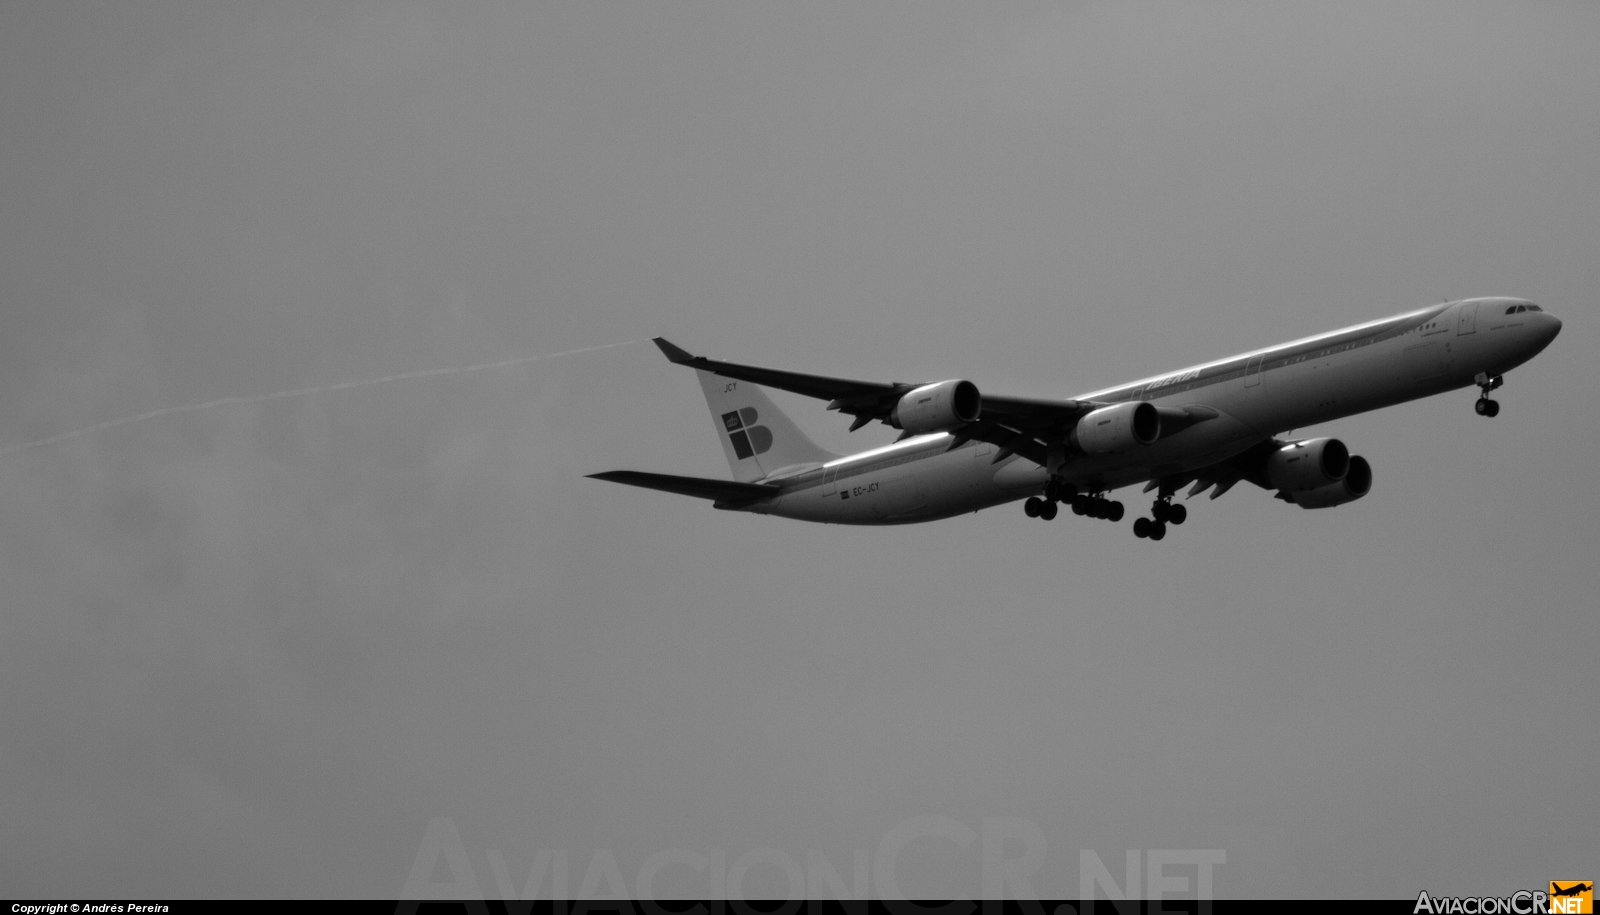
left=691, top=369, right=838, bottom=482
left=654, top=338, right=838, bottom=482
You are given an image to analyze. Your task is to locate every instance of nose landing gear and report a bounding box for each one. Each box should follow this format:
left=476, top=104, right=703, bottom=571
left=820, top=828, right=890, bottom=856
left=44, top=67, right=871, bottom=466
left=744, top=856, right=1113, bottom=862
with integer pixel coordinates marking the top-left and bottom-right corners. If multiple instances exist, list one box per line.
left=1474, top=372, right=1503, bottom=417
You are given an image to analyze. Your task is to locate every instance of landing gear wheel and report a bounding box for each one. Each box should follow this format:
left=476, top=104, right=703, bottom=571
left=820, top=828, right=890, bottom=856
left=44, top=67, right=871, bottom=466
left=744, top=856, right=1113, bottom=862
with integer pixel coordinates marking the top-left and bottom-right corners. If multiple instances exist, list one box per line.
left=1148, top=521, right=1167, bottom=541
left=1024, top=497, right=1042, bottom=518
left=1133, top=517, right=1151, bottom=539
left=1039, top=500, right=1058, bottom=521
left=1149, top=496, right=1184, bottom=527
left=1073, top=494, right=1124, bottom=522
left=1475, top=374, right=1504, bottom=416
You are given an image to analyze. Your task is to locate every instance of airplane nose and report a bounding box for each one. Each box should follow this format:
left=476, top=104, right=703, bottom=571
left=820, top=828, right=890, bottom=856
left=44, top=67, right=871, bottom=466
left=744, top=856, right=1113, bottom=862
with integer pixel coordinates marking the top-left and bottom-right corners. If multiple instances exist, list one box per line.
left=1541, top=312, right=1563, bottom=343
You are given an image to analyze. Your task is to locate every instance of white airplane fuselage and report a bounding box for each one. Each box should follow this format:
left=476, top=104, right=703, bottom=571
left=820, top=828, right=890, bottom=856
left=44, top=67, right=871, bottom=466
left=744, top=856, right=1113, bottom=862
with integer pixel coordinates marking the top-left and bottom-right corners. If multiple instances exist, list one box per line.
left=739, top=297, right=1561, bottom=525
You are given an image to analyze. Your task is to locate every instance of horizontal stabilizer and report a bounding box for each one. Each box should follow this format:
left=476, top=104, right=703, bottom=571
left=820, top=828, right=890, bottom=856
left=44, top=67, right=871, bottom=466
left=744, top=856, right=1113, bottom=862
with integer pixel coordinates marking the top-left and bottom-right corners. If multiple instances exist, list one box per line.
left=653, top=337, right=697, bottom=365
left=651, top=336, right=901, bottom=405
left=587, top=470, right=779, bottom=505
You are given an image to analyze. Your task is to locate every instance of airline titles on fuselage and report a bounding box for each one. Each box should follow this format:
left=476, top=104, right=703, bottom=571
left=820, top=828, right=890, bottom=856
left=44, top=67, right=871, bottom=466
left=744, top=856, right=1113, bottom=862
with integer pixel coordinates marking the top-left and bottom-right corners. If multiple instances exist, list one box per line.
left=1144, top=368, right=1203, bottom=393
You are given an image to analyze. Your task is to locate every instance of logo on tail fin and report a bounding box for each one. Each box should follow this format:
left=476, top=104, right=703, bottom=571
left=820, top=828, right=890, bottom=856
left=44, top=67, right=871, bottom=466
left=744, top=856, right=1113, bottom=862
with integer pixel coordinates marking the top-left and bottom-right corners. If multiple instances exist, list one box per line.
left=721, top=408, right=772, bottom=460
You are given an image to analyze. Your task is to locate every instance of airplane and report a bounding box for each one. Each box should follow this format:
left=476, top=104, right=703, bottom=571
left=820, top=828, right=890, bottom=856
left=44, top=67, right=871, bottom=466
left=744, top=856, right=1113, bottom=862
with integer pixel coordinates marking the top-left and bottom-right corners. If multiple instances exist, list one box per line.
left=589, top=298, right=1561, bottom=540
left=1551, top=883, right=1592, bottom=898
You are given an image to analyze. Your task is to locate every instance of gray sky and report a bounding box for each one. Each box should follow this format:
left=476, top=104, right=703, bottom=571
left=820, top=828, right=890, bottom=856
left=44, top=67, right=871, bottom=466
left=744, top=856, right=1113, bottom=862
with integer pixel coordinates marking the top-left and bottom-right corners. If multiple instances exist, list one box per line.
left=2, top=1, right=1596, bottom=899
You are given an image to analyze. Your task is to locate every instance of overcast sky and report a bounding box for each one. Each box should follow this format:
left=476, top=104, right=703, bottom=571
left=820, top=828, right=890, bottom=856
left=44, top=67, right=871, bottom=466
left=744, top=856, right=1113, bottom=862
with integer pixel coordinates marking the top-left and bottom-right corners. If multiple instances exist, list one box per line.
left=3, top=1, right=1597, bottom=899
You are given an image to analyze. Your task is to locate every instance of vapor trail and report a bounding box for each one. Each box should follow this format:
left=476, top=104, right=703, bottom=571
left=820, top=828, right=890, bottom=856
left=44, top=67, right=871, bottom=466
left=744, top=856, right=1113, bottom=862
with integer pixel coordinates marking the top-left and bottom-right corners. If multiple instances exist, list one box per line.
left=0, top=340, right=639, bottom=459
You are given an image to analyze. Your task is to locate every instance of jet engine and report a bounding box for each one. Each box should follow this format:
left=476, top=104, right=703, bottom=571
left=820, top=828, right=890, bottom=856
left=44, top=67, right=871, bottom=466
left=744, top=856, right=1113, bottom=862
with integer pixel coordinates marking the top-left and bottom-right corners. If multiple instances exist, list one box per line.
left=1069, top=401, right=1161, bottom=454
left=1283, top=456, right=1372, bottom=508
left=1263, top=437, right=1349, bottom=492
left=890, top=379, right=981, bottom=433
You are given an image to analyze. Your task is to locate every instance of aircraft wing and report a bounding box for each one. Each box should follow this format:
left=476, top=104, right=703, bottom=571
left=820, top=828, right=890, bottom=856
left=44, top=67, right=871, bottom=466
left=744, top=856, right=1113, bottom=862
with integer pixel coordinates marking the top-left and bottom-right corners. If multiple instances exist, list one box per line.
left=653, top=337, right=1104, bottom=465
left=586, top=470, right=779, bottom=506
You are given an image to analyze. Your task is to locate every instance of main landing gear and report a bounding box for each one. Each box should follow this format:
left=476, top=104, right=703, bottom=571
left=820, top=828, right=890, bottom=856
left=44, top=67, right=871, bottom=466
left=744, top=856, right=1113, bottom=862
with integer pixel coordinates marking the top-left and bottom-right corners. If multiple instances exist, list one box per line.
left=1026, top=477, right=1196, bottom=540
left=1024, top=481, right=1122, bottom=522
left=1133, top=494, right=1187, bottom=541
left=1474, top=372, right=1503, bottom=418
left=1070, top=493, right=1124, bottom=522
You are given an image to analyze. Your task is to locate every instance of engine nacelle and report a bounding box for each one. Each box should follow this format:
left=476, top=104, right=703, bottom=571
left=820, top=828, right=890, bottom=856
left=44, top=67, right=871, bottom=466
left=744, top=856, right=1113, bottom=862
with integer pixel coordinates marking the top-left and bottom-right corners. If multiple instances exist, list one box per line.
left=1283, top=455, right=1372, bottom=509
left=1069, top=401, right=1161, bottom=454
left=890, top=379, right=981, bottom=434
left=1264, top=437, right=1349, bottom=492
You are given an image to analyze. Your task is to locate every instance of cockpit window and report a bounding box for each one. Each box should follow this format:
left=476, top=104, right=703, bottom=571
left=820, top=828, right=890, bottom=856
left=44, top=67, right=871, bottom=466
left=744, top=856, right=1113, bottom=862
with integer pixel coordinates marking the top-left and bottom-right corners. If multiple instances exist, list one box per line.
left=1526, top=304, right=1542, bottom=312
left=1505, top=306, right=1517, bottom=314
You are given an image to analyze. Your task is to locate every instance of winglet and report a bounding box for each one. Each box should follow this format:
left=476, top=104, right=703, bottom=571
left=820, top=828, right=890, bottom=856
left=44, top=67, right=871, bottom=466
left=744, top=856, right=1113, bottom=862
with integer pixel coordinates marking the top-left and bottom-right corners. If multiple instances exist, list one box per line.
left=653, top=337, right=697, bottom=365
